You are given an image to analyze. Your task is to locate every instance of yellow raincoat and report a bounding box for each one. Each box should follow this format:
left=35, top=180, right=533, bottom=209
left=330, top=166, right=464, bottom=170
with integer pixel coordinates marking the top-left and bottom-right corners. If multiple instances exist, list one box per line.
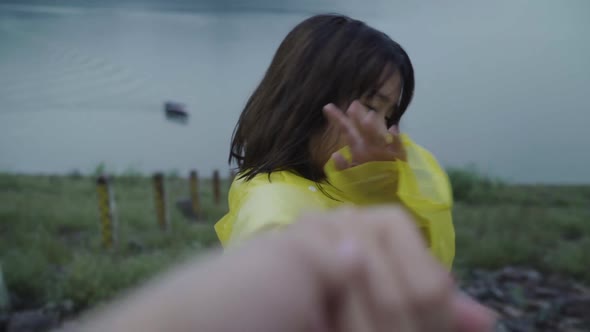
left=215, top=134, right=455, bottom=268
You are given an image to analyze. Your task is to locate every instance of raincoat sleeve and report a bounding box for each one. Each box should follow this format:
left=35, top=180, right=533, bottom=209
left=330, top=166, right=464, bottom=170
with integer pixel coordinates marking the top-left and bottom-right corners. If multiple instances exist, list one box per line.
left=324, top=134, right=455, bottom=268
left=215, top=182, right=319, bottom=247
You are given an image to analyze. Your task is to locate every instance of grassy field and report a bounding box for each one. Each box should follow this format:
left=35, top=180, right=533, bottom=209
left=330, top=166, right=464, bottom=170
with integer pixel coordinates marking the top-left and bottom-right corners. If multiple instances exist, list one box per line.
left=1, top=171, right=589, bottom=313
left=0, top=173, right=226, bottom=311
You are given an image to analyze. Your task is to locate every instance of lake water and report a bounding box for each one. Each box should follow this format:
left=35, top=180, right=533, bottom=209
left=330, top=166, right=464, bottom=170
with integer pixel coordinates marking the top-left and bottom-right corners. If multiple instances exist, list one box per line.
left=1, top=1, right=589, bottom=183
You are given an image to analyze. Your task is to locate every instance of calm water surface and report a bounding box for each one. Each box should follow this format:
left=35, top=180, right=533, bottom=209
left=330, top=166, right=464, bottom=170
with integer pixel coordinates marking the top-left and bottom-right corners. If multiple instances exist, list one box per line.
left=1, top=1, right=589, bottom=183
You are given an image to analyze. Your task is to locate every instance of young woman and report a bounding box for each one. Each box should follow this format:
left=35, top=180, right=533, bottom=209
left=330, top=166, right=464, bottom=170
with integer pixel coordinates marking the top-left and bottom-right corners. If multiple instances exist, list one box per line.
left=215, top=14, right=455, bottom=267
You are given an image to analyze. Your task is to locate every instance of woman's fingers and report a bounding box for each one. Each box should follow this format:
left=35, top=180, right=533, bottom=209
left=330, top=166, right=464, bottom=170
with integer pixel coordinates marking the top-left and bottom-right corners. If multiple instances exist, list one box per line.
left=349, top=101, right=389, bottom=146
left=295, top=207, right=495, bottom=332
left=346, top=102, right=399, bottom=166
left=324, top=101, right=407, bottom=167
left=351, top=207, right=453, bottom=332
left=323, top=104, right=363, bottom=145
left=331, top=152, right=350, bottom=171
left=365, top=239, right=415, bottom=331
left=339, top=280, right=375, bottom=332
left=368, top=207, right=452, bottom=332
left=324, top=101, right=392, bottom=148
left=347, top=101, right=369, bottom=137
left=322, top=209, right=408, bottom=332
left=362, top=111, right=389, bottom=146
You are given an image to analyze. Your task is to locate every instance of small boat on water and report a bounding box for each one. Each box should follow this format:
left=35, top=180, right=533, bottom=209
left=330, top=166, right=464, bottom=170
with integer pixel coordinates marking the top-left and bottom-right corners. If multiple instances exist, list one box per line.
left=164, top=101, right=189, bottom=123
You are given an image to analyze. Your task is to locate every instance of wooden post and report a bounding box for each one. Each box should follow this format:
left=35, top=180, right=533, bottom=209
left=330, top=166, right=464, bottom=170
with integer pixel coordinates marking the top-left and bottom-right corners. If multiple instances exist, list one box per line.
left=96, top=175, right=117, bottom=249
left=189, top=170, right=200, bottom=219
left=0, top=263, right=9, bottom=312
left=153, top=172, right=169, bottom=230
left=213, top=169, right=221, bottom=206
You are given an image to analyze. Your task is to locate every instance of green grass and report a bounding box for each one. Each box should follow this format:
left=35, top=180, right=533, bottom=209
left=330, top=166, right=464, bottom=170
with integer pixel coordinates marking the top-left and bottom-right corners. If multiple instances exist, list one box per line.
left=0, top=170, right=589, bottom=313
left=454, top=204, right=590, bottom=280
left=0, top=173, right=227, bottom=311
left=448, top=169, right=590, bottom=282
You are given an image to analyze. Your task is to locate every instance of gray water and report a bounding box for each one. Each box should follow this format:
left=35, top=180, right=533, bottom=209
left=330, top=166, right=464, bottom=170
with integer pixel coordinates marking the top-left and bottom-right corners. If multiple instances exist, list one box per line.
left=1, top=1, right=589, bottom=183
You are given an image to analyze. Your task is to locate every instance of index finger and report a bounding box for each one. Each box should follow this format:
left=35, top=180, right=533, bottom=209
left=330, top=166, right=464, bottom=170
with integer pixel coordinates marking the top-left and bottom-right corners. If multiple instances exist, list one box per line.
left=323, top=104, right=363, bottom=145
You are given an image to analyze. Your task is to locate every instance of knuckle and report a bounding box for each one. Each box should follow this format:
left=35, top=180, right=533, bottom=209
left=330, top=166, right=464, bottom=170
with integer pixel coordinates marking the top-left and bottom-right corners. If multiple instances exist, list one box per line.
left=377, top=291, right=405, bottom=316
left=391, top=207, right=417, bottom=229
left=332, top=206, right=360, bottom=223
left=372, top=205, right=414, bottom=225
left=362, top=117, right=374, bottom=128
left=410, top=272, right=453, bottom=311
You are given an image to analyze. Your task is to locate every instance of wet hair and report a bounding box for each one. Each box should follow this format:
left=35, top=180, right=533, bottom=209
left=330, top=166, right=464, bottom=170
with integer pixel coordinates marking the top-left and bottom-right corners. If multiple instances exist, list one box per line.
left=230, top=14, right=414, bottom=182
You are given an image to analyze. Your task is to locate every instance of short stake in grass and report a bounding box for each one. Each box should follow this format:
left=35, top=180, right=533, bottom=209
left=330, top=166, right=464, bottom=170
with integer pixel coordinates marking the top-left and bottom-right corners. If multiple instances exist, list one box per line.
left=189, top=170, right=201, bottom=220
left=96, top=175, right=117, bottom=249
left=213, top=169, right=221, bottom=206
left=153, top=172, right=169, bottom=231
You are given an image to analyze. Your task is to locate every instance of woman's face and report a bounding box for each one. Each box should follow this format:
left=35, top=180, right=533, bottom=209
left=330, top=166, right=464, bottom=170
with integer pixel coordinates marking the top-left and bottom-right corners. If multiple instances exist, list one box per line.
left=359, top=71, right=402, bottom=127
left=311, top=70, right=403, bottom=168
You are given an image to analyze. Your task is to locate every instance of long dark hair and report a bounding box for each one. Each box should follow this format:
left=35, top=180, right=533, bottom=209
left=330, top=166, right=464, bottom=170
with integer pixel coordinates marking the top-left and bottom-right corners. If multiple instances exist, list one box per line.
left=230, top=14, right=414, bottom=182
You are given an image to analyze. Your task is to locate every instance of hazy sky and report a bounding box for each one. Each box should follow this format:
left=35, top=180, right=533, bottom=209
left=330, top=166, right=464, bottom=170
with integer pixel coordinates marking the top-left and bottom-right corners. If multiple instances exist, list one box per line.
left=0, top=0, right=589, bottom=183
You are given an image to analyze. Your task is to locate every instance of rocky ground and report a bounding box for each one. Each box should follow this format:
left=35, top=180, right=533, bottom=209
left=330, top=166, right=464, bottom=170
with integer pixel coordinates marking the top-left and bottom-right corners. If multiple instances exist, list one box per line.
left=1, top=266, right=589, bottom=332
left=460, top=267, right=590, bottom=331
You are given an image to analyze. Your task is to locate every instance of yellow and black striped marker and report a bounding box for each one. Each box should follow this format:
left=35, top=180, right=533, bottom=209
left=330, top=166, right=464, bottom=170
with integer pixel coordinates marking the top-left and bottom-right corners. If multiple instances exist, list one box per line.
left=96, top=175, right=116, bottom=249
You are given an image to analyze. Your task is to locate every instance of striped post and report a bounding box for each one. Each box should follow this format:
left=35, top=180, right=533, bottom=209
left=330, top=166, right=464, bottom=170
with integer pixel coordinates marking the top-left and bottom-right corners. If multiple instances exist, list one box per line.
left=96, top=175, right=117, bottom=249
left=153, top=172, right=169, bottom=230
left=213, top=169, right=221, bottom=206
left=189, top=170, right=200, bottom=219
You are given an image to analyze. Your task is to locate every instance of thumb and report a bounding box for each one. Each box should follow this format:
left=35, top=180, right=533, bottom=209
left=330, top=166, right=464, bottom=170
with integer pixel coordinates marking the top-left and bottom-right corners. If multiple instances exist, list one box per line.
left=386, top=126, right=406, bottom=161
left=288, top=214, right=366, bottom=292
left=388, top=125, right=400, bottom=135
left=452, top=293, right=497, bottom=332
left=332, top=152, right=350, bottom=171
left=298, top=237, right=366, bottom=332
left=308, top=238, right=365, bottom=293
